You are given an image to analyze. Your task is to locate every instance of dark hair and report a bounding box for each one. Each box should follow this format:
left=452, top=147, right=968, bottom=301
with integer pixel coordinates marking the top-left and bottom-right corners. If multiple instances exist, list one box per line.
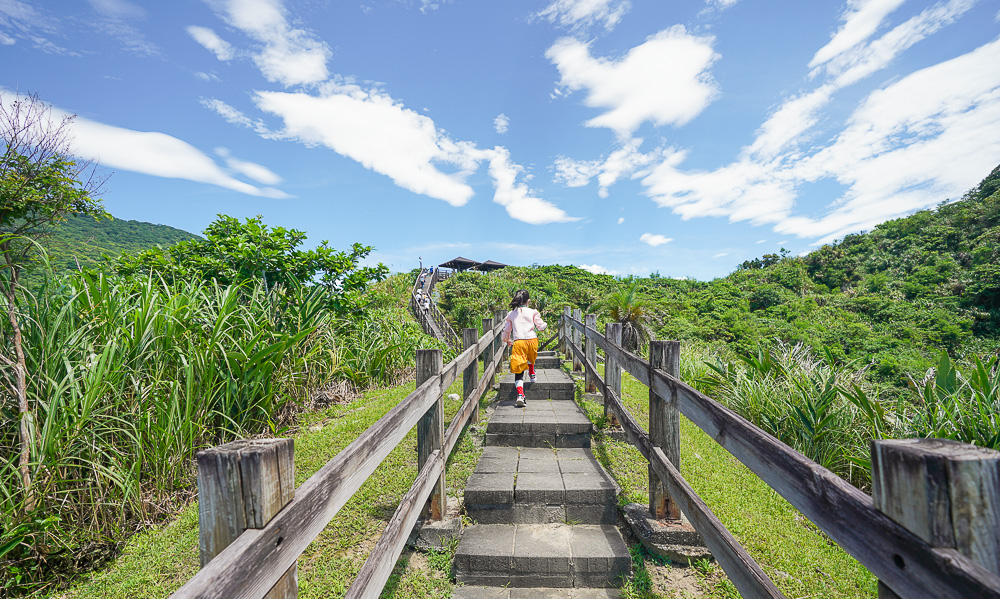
left=509, top=289, right=529, bottom=310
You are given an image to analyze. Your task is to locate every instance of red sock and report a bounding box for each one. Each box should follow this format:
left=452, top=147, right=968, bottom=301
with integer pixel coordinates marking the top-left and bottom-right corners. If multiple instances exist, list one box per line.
left=528, top=364, right=535, bottom=375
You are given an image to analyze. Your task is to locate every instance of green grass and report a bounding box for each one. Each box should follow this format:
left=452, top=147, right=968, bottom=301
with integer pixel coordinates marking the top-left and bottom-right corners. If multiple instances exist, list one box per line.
left=50, top=374, right=481, bottom=599
left=580, top=367, right=877, bottom=599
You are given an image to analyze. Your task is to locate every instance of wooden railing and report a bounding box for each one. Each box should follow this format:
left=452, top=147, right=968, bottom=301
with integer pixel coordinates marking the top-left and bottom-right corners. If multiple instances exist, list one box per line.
left=560, top=308, right=1000, bottom=599
left=409, top=271, right=461, bottom=350
left=171, top=316, right=505, bottom=599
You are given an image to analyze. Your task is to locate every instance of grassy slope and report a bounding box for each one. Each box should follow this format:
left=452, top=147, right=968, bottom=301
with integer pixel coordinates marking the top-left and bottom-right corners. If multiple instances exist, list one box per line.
left=50, top=377, right=476, bottom=599
left=578, top=368, right=876, bottom=599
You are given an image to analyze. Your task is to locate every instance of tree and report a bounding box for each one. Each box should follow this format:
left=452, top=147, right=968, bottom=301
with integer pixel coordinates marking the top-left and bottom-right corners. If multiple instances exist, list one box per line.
left=600, top=278, right=653, bottom=352
left=107, top=214, right=388, bottom=314
left=1, top=91, right=107, bottom=510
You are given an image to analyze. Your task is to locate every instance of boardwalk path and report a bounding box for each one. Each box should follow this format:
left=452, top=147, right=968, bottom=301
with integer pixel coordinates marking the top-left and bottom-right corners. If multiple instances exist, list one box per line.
left=452, top=356, right=630, bottom=597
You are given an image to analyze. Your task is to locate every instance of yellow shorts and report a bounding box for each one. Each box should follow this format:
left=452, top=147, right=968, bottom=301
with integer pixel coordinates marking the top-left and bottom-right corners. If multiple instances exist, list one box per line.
left=510, top=338, right=538, bottom=374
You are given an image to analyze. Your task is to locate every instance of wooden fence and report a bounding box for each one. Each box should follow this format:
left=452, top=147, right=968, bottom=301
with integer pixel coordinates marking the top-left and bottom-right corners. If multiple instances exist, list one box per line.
left=409, top=270, right=461, bottom=349
left=170, top=315, right=506, bottom=599
left=559, top=307, right=1000, bottom=599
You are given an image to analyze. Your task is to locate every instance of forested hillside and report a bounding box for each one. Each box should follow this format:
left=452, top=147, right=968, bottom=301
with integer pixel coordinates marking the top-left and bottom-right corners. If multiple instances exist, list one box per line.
left=438, top=164, right=1000, bottom=393
left=33, top=213, right=199, bottom=276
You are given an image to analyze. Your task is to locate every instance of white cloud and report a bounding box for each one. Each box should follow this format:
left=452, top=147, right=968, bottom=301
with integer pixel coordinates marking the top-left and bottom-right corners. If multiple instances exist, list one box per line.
left=547, top=25, right=720, bottom=137
left=639, top=233, right=672, bottom=246
left=194, top=71, right=220, bottom=82
left=642, top=36, right=1000, bottom=245
left=211, top=0, right=331, bottom=87
left=617, top=217, right=625, bottom=224
left=809, top=0, right=906, bottom=69
left=0, top=91, right=284, bottom=198
left=755, top=239, right=767, bottom=244
left=200, top=97, right=273, bottom=135
left=255, top=86, right=478, bottom=206
left=705, top=0, right=739, bottom=8
left=579, top=263, right=619, bottom=275
left=553, top=137, right=661, bottom=196
left=67, top=118, right=288, bottom=197
left=821, top=0, right=977, bottom=87
left=486, top=147, right=577, bottom=224
left=712, top=252, right=728, bottom=258
left=187, top=25, right=235, bottom=60
left=85, top=0, right=158, bottom=56
left=215, top=147, right=283, bottom=185
left=420, top=0, right=451, bottom=13
left=494, top=113, right=509, bottom=134
left=746, top=85, right=835, bottom=159
left=536, top=0, right=631, bottom=32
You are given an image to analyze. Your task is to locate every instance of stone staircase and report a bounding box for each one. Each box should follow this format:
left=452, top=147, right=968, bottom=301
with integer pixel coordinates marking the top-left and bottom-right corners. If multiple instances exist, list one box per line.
left=453, top=354, right=630, bottom=597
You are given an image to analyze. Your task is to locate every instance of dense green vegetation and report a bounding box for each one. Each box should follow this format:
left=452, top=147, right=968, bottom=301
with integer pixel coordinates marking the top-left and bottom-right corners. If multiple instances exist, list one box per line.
left=437, top=164, right=1000, bottom=490
left=0, top=216, right=441, bottom=596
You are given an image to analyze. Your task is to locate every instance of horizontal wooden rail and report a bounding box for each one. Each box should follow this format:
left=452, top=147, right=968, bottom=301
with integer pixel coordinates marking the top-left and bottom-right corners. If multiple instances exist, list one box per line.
left=565, top=340, right=785, bottom=599
left=348, top=332, right=506, bottom=597
left=565, top=315, right=1000, bottom=599
left=173, top=321, right=504, bottom=599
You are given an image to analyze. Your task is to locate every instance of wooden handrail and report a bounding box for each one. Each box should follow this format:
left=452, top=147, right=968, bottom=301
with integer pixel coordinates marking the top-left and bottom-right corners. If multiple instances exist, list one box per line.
left=172, top=319, right=504, bottom=599
left=565, top=340, right=785, bottom=599
left=563, top=314, right=1000, bottom=599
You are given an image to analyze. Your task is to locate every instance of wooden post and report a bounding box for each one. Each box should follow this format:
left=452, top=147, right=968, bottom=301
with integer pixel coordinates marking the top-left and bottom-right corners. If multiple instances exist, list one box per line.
left=561, top=307, right=571, bottom=358
left=463, top=328, right=479, bottom=423
left=483, top=317, right=495, bottom=388
left=584, top=314, right=597, bottom=392
left=571, top=308, right=583, bottom=372
left=649, top=340, right=681, bottom=520
left=604, top=323, right=622, bottom=427
left=494, top=310, right=506, bottom=365
left=197, top=438, right=297, bottom=598
left=416, top=349, right=446, bottom=520
left=871, top=438, right=1000, bottom=599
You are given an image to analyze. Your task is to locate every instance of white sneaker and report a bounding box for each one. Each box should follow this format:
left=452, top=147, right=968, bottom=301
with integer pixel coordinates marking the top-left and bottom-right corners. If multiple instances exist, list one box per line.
left=516, top=393, right=526, bottom=408
left=529, top=372, right=536, bottom=382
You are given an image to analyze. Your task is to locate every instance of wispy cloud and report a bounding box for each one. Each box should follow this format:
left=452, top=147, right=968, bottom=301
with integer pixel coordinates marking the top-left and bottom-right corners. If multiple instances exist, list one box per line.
left=638, top=1, right=994, bottom=246
left=547, top=25, right=720, bottom=137
left=639, top=233, right=672, bottom=247
left=187, top=25, right=235, bottom=60
left=494, top=113, right=509, bottom=134
left=553, top=137, right=661, bottom=197
left=536, top=0, right=631, bottom=33
left=215, top=147, right=283, bottom=185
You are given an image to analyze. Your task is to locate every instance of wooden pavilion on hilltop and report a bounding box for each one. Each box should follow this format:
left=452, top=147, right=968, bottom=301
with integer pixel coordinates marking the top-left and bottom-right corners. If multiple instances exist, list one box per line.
left=438, top=256, right=481, bottom=272
left=473, top=260, right=507, bottom=273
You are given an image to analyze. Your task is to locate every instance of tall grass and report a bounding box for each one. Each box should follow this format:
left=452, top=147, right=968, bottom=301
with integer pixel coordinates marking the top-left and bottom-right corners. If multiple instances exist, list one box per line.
left=0, top=270, right=435, bottom=594
left=693, top=341, right=1000, bottom=490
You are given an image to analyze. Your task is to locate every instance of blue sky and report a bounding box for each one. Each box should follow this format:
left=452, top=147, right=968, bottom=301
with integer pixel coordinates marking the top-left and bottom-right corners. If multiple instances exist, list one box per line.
left=2, top=0, right=999, bottom=280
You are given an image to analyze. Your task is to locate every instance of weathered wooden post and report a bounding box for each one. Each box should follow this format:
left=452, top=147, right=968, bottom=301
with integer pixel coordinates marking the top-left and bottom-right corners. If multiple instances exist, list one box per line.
left=584, top=314, right=598, bottom=392
left=561, top=307, right=571, bottom=359
left=494, top=309, right=506, bottom=364
left=649, top=340, right=681, bottom=520
left=871, top=438, right=1000, bottom=599
left=482, top=317, right=495, bottom=388
left=416, top=349, right=446, bottom=520
left=571, top=308, right=583, bottom=372
left=197, top=438, right=297, bottom=598
left=463, top=328, right=479, bottom=423
left=604, top=323, right=622, bottom=427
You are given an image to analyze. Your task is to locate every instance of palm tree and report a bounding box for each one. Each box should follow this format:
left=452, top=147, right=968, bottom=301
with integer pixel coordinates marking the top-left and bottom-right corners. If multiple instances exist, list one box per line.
left=601, top=279, right=653, bottom=352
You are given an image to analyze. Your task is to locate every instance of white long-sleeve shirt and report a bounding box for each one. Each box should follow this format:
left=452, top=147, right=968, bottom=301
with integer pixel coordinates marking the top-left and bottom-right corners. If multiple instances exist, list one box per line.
left=501, top=306, right=547, bottom=343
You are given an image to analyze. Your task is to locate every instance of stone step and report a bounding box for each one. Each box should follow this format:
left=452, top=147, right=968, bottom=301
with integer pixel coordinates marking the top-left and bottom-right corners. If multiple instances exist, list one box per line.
left=538, top=350, right=558, bottom=357
left=465, top=447, right=618, bottom=524
left=453, top=523, right=631, bottom=588
left=452, top=586, right=620, bottom=598
left=535, top=356, right=562, bottom=368
left=486, top=399, right=592, bottom=448
left=498, top=370, right=574, bottom=401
